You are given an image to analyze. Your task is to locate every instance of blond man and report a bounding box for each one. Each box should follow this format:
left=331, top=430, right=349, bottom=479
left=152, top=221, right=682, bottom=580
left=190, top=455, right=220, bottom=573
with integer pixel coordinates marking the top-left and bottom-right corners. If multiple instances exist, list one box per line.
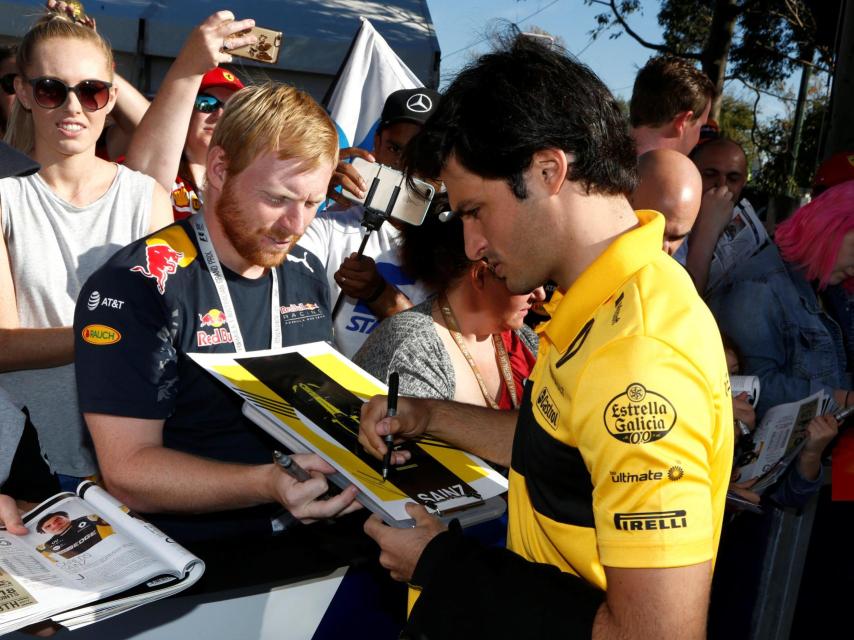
left=73, top=83, right=359, bottom=541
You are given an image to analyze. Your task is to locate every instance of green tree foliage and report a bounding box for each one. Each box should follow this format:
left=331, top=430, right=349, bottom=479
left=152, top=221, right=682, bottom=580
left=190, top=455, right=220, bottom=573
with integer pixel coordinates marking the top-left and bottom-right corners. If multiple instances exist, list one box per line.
left=752, top=96, right=827, bottom=195
left=716, top=94, right=758, bottom=161
left=585, top=0, right=836, bottom=196
left=585, top=0, right=835, bottom=112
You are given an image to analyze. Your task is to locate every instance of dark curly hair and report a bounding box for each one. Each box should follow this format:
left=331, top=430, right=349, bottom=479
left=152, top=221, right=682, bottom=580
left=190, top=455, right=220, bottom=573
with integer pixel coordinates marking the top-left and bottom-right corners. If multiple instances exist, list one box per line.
left=403, top=30, right=638, bottom=200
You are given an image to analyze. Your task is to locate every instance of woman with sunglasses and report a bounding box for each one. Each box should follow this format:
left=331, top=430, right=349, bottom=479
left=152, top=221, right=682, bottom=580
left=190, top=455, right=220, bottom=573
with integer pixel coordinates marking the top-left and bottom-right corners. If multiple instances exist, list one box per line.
left=125, top=11, right=255, bottom=220
left=0, top=12, right=172, bottom=490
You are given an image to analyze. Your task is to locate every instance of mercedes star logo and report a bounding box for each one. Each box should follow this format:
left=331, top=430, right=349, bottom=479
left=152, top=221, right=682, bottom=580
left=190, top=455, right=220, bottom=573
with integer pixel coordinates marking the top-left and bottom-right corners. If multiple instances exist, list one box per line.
left=406, top=93, right=433, bottom=113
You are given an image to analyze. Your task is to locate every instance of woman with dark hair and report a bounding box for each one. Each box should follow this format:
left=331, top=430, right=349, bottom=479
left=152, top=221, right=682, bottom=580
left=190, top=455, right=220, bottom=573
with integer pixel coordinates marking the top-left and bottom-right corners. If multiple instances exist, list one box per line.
left=354, top=198, right=543, bottom=407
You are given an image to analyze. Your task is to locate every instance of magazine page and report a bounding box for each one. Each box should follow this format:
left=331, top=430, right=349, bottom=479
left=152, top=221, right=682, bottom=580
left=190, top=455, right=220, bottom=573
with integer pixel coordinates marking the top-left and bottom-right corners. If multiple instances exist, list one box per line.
left=736, top=390, right=827, bottom=484
left=191, top=342, right=508, bottom=528
left=78, top=482, right=201, bottom=576
left=0, top=492, right=174, bottom=634
left=707, top=199, right=769, bottom=292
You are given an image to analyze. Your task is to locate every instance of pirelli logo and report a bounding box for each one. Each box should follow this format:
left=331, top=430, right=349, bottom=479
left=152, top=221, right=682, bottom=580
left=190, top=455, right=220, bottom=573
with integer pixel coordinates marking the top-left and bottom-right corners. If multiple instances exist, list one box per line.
left=614, top=510, right=688, bottom=532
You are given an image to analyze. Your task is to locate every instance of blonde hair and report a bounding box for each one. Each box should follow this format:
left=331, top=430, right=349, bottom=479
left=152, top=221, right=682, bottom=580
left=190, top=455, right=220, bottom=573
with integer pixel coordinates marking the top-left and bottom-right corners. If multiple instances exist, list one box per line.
left=211, top=82, right=339, bottom=176
left=4, top=13, right=114, bottom=153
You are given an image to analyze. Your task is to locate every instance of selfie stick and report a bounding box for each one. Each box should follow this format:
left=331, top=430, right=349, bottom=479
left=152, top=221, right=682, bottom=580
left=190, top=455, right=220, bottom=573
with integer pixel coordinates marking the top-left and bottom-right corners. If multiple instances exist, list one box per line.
left=330, top=176, right=402, bottom=320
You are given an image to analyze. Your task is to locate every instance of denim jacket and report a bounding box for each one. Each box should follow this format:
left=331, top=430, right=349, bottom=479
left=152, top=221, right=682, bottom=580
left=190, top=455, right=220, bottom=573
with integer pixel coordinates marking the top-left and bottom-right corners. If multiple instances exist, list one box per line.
left=708, top=243, right=850, bottom=507
left=707, top=243, right=850, bottom=420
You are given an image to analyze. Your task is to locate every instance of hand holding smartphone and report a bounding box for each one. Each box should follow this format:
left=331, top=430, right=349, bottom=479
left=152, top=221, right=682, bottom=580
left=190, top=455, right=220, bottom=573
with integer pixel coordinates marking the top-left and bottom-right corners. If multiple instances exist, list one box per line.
left=340, top=157, right=435, bottom=226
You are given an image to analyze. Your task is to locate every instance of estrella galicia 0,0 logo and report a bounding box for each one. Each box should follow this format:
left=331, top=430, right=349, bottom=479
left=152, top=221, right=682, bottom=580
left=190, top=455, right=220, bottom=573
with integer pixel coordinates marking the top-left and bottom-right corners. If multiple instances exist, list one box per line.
left=603, top=383, right=676, bottom=444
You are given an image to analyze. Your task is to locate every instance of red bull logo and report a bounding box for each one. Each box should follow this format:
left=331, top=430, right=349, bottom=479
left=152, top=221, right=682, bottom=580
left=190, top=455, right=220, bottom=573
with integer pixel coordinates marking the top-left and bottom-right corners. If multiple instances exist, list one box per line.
left=130, top=242, right=184, bottom=294
left=198, top=309, right=228, bottom=329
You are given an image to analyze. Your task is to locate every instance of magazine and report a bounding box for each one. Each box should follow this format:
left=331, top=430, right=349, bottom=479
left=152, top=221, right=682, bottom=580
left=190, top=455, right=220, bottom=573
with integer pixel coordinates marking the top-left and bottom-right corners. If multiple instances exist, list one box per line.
left=190, top=342, right=509, bottom=529
left=0, top=481, right=204, bottom=634
left=734, top=390, right=831, bottom=493
left=706, top=198, right=769, bottom=293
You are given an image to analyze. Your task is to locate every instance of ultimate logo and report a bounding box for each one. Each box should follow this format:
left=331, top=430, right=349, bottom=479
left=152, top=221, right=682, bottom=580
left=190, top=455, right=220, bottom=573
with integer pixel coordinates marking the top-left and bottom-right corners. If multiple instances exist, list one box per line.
left=603, top=383, right=676, bottom=444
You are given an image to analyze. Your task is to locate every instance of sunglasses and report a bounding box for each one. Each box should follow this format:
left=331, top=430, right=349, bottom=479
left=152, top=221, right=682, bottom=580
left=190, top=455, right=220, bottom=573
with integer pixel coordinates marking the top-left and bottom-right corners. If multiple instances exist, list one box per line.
left=194, top=94, right=226, bottom=114
left=27, top=76, right=112, bottom=111
left=0, top=73, right=15, bottom=96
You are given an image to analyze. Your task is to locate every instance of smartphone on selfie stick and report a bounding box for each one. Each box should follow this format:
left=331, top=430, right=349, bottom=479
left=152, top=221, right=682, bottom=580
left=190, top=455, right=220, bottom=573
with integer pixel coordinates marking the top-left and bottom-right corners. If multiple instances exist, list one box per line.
left=330, top=158, right=435, bottom=319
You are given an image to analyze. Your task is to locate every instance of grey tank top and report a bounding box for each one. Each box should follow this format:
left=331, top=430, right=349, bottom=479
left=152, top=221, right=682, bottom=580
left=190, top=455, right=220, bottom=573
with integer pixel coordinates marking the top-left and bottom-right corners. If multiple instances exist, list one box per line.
left=0, top=165, right=154, bottom=476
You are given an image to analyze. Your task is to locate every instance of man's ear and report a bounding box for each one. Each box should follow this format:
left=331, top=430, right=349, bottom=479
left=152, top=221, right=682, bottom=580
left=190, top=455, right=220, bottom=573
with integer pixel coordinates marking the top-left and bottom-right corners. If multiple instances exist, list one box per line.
left=206, top=146, right=228, bottom=191
left=530, top=148, right=569, bottom=196
left=470, top=261, right=488, bottom=291
left=673, top=110, right=695, bottom=137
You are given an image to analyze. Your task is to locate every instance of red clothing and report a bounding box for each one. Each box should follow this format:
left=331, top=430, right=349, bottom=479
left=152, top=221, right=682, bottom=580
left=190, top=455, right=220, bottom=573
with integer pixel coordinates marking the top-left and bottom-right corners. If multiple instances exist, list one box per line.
left=833, top=430, right=854, bottom=501
left=171, top=175, right=203, bottom=220
left=497, top=330, right=536, bottom=410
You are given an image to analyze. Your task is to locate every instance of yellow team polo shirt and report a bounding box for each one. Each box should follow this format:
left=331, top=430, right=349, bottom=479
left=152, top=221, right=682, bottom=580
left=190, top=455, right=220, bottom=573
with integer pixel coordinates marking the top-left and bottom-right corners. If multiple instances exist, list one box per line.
left=506, top=210, right=733, bottom=591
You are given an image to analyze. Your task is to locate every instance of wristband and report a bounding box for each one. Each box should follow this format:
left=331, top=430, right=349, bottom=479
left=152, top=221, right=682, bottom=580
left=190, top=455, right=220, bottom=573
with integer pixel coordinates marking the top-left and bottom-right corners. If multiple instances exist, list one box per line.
left=362, top=279, right=387, bottom=304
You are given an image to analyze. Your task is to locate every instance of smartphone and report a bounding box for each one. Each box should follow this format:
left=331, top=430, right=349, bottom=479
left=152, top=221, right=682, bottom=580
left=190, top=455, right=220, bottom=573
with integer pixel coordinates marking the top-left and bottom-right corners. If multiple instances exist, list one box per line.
left=341, top=157, right=435, bottom=226
left=730, top=375, right=760, bottom=408
left=227, top=26, right=283, bottom=64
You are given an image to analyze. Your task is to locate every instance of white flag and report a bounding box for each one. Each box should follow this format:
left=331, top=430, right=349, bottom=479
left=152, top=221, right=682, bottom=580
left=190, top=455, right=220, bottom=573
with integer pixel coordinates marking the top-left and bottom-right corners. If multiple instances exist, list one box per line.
left=326, top=18, right=422, bottom=151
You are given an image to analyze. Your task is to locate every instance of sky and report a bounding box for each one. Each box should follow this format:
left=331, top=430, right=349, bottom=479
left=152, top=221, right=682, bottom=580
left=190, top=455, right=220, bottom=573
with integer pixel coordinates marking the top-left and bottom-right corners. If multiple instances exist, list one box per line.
left=425, top=0, right=799, bottom=120
left=427, top=0, right=667, bottom=100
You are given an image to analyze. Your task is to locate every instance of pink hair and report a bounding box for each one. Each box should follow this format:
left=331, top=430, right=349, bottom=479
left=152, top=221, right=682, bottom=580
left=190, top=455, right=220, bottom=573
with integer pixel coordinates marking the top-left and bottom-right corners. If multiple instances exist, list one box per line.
left=775, top=180, right=854, bottom=291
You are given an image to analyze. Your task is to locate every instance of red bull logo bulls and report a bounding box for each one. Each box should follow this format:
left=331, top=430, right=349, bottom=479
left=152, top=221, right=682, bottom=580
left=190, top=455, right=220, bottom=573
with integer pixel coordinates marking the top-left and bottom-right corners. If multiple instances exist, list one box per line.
left=198, top=309, right=228, bottom=328
left=130, top=242, right=184, bottom=294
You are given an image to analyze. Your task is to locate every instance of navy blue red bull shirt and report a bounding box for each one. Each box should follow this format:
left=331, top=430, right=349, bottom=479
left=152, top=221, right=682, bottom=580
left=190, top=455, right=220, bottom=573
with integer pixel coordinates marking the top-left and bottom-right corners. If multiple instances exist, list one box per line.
left=74, top=218, right=331, bottom=539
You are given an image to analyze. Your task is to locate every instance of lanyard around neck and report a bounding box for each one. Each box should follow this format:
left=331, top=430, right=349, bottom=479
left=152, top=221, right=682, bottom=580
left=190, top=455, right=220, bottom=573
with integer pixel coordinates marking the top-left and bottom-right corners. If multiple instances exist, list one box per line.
left=192, top=215, right=281, bottom=353
left=438, top=294, right=519, bottom=410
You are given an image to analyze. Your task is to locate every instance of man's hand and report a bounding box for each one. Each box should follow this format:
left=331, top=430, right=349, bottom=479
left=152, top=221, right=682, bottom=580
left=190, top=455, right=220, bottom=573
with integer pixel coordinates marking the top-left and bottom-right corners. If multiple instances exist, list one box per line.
left=732, top=392, right=755, bottom=440
left=359, top=395, right=431, bottom=464
left=803, top=414, right=839, bottom=455
left=334, top=254, right=386, bottom=300
left=0, top=494, right=27, bottom=535
left=363, top=503, right=447, bottom=582
left=695, top=186, right=736, bottom=239
left=268, top=454, right=361, bottom=523
left=327, top=147, right=376, bottom=206
left=178, top=11, right=257, bottom=73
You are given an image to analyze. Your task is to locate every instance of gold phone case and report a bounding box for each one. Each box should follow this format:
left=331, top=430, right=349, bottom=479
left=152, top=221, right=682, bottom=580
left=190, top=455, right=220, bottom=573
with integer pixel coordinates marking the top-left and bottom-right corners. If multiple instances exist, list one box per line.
left=228, top=26, right=283, bottom=64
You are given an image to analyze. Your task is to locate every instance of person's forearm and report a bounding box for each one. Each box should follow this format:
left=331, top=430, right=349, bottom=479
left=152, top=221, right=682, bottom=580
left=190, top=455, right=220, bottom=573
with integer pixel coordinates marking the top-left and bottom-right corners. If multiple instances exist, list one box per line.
left=124, top=63, right=204, bottom=191
left=685, top=232, right=718, bottom=295
left=0, top=327, right=73, bottom=371
left=797, top=451, right=824, bottom=482
left=100, top=444, right=277, bottom=515
left=424, top=399, right=517, bottom=467
left=366, top=283, right=412, bottom=319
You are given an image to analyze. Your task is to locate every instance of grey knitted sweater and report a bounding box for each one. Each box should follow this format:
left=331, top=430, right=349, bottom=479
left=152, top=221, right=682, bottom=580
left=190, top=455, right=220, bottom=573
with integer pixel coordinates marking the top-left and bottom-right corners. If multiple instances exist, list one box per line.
left=353, top=298, right=538, bottom=400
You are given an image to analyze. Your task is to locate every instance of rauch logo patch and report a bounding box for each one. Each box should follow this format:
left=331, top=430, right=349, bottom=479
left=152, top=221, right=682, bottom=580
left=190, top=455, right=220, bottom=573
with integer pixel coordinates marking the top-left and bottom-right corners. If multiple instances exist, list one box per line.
left=81, top=324, right=121, bottom=346
left=603, top=383, right=676, bottom=444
